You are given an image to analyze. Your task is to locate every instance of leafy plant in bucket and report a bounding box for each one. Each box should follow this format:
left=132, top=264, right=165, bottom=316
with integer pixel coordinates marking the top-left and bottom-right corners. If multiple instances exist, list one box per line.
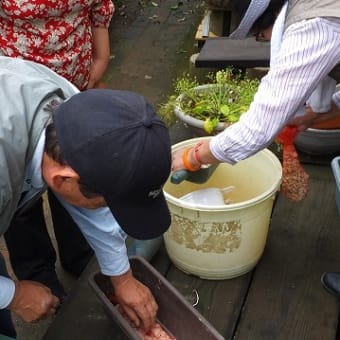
left=158, top=68, right=260, bottom=134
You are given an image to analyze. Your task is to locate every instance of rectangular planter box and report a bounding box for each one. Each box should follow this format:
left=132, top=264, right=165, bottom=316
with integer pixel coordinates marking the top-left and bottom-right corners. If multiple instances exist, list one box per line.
left=331, top=156, right=340, bottom=216
left=89, top=256, right=224, bottom=340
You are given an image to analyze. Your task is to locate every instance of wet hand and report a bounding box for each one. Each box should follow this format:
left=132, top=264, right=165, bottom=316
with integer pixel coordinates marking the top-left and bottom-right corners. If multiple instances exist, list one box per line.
left=111, top=271, right=158, bottom=331
left=9, top=280, right=60, bottom=322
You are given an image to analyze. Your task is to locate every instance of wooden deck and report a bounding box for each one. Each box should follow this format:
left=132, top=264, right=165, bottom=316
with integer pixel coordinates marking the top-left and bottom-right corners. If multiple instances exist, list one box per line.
left=43, top=162, right=340, bottom=340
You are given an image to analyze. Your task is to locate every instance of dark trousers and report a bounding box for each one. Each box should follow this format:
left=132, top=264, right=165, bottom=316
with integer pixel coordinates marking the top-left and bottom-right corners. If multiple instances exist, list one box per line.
left=0, top=253, right=16, bottom=338
left=4, top=190, right=93, bottom=285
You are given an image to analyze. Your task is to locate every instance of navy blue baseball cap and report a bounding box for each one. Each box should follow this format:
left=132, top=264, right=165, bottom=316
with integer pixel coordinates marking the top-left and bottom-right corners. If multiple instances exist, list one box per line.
left=54, top=89, right=172, bottom=240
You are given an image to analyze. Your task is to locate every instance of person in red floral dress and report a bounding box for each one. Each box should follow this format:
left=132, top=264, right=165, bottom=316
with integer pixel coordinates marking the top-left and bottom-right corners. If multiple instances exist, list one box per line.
left=0, top=0, right=114, bottom=313
left=0, top=0, right=114, bottom=90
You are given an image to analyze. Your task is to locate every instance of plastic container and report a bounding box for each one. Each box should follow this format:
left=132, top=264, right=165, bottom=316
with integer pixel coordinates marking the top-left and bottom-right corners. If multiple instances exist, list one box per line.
left=331, top=156, right=340, bottom=217
left=89, top=256, right=224, bottom=340
left=163, top=137, right=282, bottom=280
left=180, top=186, right=235, bottom=206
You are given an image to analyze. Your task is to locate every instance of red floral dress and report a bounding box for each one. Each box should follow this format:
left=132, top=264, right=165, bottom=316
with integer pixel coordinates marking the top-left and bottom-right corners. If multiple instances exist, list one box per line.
left=0, top=0, right=114, bottom=90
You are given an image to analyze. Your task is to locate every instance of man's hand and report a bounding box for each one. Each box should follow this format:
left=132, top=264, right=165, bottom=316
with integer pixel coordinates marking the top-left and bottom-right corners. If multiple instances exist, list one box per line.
left=111, top=270, right=158, bottom=332
left=9, top=280, right=60, bottom=322
left=289, top=103, right=340, bottom=131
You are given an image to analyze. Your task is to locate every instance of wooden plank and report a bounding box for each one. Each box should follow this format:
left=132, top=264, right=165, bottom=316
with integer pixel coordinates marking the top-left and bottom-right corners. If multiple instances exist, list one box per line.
left=195, top=9, right=235, bottom=50
left=195, top=23, right=219, bottom=42
left=235, top=165, right=340, bottom=339
left=195, top=10, right=232, bottom=41
left=195, top=37, right=270, bottom=69
left=165, top=262, right=253, bottom=339
left=151, top=243, right=173, bottom=275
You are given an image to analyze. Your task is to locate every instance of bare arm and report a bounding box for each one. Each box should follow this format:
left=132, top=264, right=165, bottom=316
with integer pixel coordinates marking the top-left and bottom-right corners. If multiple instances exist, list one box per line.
left=289, top=102, right=340, bottom=131
left=87, top=26, right=110, bottom=89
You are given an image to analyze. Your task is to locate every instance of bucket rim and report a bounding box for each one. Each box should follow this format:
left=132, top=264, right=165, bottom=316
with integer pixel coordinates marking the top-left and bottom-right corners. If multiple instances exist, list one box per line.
left=165, top=137, right=282, bottom=211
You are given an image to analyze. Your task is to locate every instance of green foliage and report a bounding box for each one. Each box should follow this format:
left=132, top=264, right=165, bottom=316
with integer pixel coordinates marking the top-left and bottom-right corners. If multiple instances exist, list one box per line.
left=158, top=68, right=260, bottom=133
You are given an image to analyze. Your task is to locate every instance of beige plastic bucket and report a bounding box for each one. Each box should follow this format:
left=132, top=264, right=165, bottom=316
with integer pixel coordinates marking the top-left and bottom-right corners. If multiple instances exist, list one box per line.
left=163, top=137, right=282, bottom=280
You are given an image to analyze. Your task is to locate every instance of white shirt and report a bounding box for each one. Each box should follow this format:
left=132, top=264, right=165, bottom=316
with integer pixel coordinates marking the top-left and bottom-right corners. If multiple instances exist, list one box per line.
left=210, top=17, right=340, bottom=164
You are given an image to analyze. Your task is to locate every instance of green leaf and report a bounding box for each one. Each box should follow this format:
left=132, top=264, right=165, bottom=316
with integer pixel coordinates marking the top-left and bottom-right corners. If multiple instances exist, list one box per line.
left=219, top=104, right=230, bottom=116
left=228, top=113, right=240, bottom=122
left=203, top=119, right=215, bottom=134
left=203, top=118, right=220, bottom=134
left=192, top=104, right=208, bottom=115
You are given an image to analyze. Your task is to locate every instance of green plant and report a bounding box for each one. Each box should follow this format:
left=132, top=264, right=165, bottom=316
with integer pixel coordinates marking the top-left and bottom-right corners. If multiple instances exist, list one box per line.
left=158, top=69, right=260, bottom=134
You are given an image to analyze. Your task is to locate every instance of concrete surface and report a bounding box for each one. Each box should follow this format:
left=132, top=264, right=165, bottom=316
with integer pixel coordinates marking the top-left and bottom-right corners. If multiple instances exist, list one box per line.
left=1, top=1, right=209, bottom=339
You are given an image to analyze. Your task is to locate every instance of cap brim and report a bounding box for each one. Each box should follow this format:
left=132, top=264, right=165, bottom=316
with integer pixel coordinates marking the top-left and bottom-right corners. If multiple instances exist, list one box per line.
left=106, top=191, right=171, bottom=240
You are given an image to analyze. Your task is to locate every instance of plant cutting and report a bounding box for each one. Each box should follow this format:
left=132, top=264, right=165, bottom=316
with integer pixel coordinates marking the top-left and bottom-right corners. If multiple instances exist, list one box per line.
left=158, top=68, right=260, bottom=134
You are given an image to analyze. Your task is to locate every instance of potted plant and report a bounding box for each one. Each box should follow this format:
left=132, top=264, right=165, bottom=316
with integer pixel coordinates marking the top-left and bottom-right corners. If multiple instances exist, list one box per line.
left=159, top=68, right=260, bottom=135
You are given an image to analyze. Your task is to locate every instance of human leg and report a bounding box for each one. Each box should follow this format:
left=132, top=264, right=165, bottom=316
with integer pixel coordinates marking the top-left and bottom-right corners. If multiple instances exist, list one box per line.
left=4, top=197, right=66, bottom=301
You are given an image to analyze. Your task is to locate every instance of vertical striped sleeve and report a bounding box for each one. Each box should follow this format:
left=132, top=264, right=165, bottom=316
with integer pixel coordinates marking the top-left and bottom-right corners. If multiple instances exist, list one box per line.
left=210, top=17, right=340, bottom=164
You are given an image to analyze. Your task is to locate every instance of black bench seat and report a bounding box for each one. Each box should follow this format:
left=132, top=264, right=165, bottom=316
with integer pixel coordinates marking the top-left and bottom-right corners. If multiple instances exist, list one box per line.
left=195, top=37, right=270, bottom=69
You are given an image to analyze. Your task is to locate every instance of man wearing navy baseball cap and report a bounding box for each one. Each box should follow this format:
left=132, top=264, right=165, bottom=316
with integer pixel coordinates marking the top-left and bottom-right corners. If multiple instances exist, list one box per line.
left=0, top=57, right=171, bottom=337
left=52, top=89, right=172, bottom=240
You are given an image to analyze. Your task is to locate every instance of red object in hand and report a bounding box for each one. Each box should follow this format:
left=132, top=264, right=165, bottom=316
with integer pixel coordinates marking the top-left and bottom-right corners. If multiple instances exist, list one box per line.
left=277, top=125, right=309, bottom=202
left=277, top=125, right=299, bottom=145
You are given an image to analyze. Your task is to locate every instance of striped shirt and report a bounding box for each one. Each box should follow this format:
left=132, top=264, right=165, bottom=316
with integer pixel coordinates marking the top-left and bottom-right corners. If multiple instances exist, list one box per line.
left=210, top=17, right=340, bottom=164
